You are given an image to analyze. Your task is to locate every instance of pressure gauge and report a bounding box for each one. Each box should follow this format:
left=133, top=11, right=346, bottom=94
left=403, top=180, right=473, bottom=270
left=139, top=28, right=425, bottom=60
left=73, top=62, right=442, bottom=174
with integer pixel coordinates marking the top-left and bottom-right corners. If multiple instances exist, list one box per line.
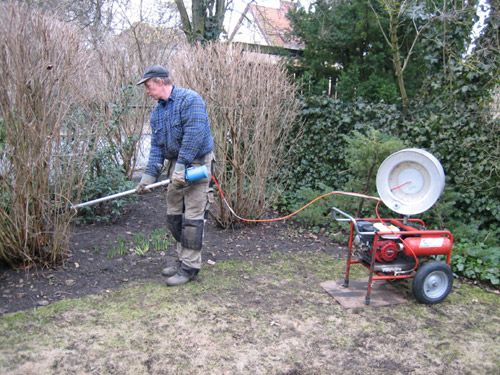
left=376, top=149, right=445, bottom=215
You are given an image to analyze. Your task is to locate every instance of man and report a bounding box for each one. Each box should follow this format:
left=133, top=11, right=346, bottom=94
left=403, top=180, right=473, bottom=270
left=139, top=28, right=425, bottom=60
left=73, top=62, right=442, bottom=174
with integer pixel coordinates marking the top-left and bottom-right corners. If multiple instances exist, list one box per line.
left=136, top=65, right=214, bottom=286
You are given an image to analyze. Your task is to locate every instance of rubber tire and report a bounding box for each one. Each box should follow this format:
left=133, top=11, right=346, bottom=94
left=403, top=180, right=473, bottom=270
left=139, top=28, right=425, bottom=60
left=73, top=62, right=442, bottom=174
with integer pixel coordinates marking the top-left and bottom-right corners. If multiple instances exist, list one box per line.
left=412, top=261, right=453, bottom=304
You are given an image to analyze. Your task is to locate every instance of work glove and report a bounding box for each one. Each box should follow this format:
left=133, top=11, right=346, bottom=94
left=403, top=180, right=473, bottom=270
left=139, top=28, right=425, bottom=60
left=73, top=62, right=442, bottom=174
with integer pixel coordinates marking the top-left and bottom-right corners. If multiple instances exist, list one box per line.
left=136, top=174, right=156, bottom=194
left=172, top=162, right=187, bottom=188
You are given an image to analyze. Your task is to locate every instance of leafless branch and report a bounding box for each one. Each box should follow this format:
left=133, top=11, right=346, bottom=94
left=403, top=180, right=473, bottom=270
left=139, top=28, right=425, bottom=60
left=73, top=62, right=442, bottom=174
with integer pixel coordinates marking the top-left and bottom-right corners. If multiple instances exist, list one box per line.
left=171, top=42, right=300, bottom=226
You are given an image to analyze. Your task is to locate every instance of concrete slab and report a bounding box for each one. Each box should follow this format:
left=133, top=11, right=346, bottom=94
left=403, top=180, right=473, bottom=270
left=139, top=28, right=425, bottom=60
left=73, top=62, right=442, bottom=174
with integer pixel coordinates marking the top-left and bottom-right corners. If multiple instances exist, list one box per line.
left=320, top=278, right=408, bottom=309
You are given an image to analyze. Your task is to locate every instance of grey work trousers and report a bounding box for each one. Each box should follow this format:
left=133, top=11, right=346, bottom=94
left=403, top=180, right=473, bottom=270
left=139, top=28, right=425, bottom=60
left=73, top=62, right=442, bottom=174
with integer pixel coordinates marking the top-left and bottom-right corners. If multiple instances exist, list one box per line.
left=166, top=152, right=213, bottom=269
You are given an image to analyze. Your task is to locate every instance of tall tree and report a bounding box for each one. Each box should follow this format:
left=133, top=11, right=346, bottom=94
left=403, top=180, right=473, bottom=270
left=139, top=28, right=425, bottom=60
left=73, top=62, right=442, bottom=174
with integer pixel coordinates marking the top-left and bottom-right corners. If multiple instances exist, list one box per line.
left=288, top=0, right=401, bottom=101
left=369, top=0, right=450, bottom=114
left=174, top=0, right=228, bottom=43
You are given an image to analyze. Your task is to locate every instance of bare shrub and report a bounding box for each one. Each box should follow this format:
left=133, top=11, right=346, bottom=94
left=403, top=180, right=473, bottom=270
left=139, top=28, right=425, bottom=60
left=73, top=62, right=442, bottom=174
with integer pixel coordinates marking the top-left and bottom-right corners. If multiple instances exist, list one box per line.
left=0, top=3, right=103, bottom=266
left=171, top=43, right=300, bottom=226
left=93, top=23, right=184, bottom=178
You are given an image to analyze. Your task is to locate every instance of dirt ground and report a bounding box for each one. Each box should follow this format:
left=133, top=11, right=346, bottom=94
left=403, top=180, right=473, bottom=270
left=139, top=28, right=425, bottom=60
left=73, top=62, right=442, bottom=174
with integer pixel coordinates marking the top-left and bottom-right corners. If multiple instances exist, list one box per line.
left=1, top=190, right=499, bottom=374
left=0, top=189, right=341, bottom=315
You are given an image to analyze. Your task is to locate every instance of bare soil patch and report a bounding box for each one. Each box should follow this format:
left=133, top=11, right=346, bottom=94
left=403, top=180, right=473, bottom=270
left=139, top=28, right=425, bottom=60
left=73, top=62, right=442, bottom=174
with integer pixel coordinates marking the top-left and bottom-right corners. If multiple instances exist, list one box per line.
left=0, top=189, right=341, bottom=315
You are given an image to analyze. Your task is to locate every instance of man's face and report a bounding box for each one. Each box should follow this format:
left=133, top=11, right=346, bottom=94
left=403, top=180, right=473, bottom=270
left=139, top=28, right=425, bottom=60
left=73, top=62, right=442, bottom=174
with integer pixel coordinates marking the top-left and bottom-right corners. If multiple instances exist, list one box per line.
left=144, top=79, right=163, bottom=100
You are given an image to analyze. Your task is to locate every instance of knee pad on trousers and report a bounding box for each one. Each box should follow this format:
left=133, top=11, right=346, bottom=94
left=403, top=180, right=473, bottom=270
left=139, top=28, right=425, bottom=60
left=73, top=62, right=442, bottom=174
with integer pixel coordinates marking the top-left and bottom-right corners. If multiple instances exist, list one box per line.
left=167, top=214, right=182, bottom=242
left=181, top=219, right=204, bottom=251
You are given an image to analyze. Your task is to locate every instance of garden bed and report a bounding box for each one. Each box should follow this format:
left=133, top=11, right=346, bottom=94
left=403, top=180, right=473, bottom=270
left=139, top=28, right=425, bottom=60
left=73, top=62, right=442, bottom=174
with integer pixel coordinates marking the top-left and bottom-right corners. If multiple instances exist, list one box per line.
left=0, top=189, right=340, bottom=315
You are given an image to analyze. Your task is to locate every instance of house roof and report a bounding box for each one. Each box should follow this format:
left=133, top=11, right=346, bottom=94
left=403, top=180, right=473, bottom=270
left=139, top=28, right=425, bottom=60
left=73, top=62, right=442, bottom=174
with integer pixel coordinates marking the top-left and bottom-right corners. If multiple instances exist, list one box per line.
left=249, top=1, right=304, bottom=51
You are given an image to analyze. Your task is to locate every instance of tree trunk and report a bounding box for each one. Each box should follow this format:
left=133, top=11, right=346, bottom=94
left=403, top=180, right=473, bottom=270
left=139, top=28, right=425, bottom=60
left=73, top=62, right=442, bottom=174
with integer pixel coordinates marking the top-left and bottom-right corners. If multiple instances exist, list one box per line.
left=174, top=0, right=226, bottom=43
left=214, top=0, right=226, bottom=37
left=174, top=0, right=193, bottom=41
left=388, top=10, right=409, bottom=114
left=191, top=0, right=206, bottom=42
left=356, top=163, right=376, bottom=217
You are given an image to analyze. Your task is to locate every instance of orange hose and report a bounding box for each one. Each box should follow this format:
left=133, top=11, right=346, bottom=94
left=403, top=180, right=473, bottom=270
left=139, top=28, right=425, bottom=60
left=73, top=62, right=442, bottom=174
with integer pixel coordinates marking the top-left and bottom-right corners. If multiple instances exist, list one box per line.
left=211, top=175, right=381, bottom=223
left=211, top=175, right=420, bottom=269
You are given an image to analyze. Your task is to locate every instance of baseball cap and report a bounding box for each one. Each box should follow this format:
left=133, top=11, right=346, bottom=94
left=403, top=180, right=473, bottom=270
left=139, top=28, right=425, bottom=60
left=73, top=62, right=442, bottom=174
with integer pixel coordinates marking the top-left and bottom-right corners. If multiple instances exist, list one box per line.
left=136, top=65, right=169, bottom=85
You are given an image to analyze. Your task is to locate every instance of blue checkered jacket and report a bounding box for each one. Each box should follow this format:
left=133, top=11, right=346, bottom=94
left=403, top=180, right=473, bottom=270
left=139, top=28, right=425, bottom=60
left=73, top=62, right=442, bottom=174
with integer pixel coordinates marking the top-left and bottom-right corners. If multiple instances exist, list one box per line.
left=144, top=86, right=214, bottom=178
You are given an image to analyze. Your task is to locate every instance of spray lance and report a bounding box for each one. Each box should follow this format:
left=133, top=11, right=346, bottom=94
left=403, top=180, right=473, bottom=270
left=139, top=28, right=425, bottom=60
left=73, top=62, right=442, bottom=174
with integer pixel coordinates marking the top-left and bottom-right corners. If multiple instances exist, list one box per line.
left=71, top=165, right=209, bottom=209
left=72, top=163, right=381, bottom=222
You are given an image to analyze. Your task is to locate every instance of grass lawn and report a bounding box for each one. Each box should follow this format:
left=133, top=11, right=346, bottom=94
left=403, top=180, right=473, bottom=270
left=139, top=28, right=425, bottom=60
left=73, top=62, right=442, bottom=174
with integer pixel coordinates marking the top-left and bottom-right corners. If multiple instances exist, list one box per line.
left=1, top=252, right=498, bottom=375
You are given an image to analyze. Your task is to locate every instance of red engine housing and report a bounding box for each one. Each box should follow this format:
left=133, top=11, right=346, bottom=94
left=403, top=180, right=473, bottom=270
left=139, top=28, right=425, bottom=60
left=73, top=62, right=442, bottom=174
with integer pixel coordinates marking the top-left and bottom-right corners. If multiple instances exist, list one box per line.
left=373, top=238, right=399, bottom=263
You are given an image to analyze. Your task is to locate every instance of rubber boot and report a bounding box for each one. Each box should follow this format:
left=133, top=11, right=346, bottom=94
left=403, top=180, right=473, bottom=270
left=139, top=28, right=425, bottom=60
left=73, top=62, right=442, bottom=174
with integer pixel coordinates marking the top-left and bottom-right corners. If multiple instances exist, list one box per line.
left=161, top=243, right=182, bottom=277
left=165, top=263, right=199, bottom=286
left=161, top=260, right=181, bottom=277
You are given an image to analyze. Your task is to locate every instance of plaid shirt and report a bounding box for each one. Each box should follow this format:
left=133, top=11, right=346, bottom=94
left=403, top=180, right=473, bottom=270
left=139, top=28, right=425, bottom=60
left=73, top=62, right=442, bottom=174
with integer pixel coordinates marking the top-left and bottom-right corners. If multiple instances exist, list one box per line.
left=144, top=86, right=214, bottom=178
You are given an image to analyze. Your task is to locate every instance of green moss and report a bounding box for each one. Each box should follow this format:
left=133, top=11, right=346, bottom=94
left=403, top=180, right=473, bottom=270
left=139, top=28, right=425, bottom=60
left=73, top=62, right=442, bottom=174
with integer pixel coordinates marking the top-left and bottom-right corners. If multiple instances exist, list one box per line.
left=215, top=259, right=256, bottom=272
left=0, top=310, right=31, bottom=327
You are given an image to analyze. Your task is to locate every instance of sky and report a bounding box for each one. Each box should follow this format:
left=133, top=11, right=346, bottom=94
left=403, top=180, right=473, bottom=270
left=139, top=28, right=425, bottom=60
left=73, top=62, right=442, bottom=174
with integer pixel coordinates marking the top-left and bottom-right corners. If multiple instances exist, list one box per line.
left=124, top=0, right=313, bottom=29
left=124, top=0, right=490, bottom=51
left=466, top=0, right=490, bottom=55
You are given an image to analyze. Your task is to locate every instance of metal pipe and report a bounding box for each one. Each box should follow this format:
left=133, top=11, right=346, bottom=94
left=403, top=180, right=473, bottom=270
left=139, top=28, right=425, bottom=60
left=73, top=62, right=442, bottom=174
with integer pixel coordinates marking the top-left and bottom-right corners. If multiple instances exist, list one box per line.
left=71, top=179, right=171, bottom=209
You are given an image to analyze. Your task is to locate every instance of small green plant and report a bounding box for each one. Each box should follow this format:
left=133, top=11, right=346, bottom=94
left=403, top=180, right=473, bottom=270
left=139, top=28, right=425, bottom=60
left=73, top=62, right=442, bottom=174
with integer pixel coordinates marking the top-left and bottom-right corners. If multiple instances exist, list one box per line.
left=106, top=230, right=174, bottom=259
left=150, top=228, right=173, bottom=252
left=108, top=237, right=128, bottom=258
left=451, top=239, right=500, bottom=286
left=132, top=233, right=150, bottom=256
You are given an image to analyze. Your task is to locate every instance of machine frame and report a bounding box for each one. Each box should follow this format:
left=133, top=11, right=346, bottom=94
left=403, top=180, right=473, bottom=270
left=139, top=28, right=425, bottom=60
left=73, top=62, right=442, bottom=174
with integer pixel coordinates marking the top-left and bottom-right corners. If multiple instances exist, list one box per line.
left=332, top=207, right=454, bottom=305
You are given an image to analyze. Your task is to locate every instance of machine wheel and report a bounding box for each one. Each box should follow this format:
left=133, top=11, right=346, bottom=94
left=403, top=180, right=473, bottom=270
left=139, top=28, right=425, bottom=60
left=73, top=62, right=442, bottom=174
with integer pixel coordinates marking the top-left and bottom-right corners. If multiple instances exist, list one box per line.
left=412, top=261, right=453, bottom=304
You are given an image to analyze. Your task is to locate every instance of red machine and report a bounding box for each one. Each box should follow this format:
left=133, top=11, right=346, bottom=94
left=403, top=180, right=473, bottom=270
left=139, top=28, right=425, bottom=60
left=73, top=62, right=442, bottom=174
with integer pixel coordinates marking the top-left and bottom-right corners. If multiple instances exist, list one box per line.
left=332, top=208, right=454, bottom=305
left=332, top=148, right=454, bottom=305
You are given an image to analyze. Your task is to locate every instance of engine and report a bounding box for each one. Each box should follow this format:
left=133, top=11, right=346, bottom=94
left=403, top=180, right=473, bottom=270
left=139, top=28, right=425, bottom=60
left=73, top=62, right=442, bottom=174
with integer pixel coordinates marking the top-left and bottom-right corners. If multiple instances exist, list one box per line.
left=353, top=221, right=415, bottom=274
